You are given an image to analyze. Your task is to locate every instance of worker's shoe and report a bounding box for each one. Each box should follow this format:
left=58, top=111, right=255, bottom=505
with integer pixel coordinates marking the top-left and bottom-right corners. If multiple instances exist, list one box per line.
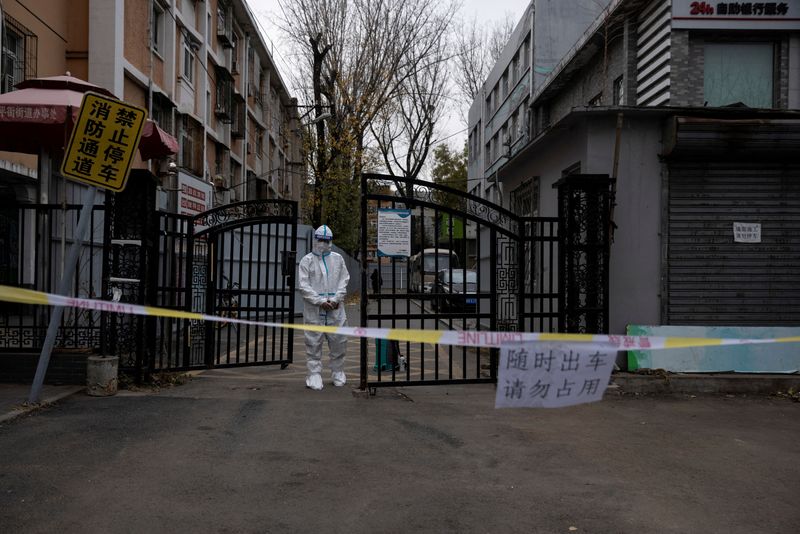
left=331, top=370, right=346, bottom=387
left=305, top=373, right=323, bottom=391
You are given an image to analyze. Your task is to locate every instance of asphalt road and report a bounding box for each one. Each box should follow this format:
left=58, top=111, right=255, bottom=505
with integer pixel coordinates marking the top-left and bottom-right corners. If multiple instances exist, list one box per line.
left=1, top=366, right=799, bottom=534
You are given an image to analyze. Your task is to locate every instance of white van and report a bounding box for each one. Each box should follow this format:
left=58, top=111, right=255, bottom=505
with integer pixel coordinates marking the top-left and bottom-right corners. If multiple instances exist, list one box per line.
left=409, top=248, right=459, bottom=294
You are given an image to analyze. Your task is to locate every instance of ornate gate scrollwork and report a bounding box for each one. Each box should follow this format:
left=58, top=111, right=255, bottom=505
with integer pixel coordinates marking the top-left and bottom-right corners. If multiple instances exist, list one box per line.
left=556, top=174, right=612, bottom=334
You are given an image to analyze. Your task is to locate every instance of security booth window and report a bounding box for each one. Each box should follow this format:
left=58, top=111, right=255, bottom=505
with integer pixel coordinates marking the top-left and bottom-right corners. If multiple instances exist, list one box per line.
left=704, top=43, right=774, bottom=108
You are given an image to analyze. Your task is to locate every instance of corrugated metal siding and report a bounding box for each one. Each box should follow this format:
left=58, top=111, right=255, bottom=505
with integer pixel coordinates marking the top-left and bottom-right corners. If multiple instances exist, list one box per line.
left=667, top=162, right=800, bottom=325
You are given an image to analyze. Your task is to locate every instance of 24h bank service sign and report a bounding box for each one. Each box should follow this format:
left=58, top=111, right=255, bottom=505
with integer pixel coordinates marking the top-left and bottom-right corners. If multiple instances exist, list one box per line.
left=61, top=92, right=147, bottom=192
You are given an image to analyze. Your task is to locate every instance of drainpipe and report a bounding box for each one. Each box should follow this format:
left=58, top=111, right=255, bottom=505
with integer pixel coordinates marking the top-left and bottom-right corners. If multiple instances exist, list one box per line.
left=147, top=0, right=154, bottom=176
left=0, top=1, right=5, bottom=85
left=609, top=112, right=623, bottom=243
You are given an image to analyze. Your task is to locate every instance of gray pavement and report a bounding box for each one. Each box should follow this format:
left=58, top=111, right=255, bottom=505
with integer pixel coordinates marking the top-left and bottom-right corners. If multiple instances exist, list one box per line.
left=1, top=364, right=799, bottom=534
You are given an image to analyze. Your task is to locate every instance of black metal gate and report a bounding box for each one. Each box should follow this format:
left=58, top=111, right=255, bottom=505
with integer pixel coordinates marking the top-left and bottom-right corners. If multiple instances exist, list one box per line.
left=150, top=200, right=298, bottom=372
left=196, top=202, right=297, bottom=368
left=359, top=173, right=611, bottom=390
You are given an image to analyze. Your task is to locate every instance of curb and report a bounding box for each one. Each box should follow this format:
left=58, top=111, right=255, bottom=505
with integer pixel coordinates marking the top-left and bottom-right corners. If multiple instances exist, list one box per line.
left=0, top=386, right=84, bottom=424
left=612, top=373, right=800, bottom=395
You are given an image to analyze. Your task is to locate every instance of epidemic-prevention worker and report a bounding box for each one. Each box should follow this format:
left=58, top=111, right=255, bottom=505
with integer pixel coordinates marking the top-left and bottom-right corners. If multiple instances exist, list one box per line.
left=297, top=225, right=350, bottom=390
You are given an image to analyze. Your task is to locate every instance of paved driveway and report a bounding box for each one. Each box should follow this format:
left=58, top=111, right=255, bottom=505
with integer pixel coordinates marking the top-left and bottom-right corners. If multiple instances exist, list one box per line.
left=1, top=366, right=798, bottom=533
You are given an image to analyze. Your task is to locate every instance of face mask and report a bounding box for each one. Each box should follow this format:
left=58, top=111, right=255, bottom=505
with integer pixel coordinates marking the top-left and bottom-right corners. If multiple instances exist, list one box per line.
left=313, top=240, right=332, bottom=255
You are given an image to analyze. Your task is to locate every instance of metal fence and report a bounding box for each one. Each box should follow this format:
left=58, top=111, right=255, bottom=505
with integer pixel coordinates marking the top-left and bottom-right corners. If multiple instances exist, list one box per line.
left=0, top=202, right=106, bottom=353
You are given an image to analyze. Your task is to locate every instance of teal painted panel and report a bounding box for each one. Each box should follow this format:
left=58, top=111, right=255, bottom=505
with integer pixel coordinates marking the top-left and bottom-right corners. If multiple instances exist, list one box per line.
left=626, top=325, right=800, bottom=373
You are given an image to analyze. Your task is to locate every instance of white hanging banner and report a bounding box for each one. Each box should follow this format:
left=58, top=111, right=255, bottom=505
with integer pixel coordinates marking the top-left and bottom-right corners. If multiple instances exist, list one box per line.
left=496, top=342, right=615, bottom=409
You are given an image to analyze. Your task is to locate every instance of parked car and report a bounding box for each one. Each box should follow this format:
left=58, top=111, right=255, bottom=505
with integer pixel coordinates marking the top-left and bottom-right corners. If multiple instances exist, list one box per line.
left=433, top=269, right=478, bottom=312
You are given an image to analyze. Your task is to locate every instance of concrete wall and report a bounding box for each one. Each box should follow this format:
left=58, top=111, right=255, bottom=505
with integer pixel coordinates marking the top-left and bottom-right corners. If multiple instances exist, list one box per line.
left=585, top=115, right=663, bottom=334
left=89, top=0, right=124, bottom=97
left=498, top=113, right=663, bottom=335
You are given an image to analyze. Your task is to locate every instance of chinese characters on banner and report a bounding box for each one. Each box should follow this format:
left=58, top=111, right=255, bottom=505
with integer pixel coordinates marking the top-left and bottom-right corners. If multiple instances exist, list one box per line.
left=60, top=92, right=147, bottom=192
left=495, top=343, right=615, bottom=409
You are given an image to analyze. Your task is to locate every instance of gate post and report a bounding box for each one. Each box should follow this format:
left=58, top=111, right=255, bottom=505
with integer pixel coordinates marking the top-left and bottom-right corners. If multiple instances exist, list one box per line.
left=555, top=174, right=612, bottom=334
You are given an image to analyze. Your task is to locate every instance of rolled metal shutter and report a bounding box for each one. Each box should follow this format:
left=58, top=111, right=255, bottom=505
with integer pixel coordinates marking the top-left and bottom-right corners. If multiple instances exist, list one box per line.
left=667, top=161, right=800, bottom=325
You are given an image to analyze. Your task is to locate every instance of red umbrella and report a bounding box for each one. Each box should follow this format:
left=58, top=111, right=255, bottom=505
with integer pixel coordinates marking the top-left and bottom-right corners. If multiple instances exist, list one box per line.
left=0, top=74, right=177, bottom=159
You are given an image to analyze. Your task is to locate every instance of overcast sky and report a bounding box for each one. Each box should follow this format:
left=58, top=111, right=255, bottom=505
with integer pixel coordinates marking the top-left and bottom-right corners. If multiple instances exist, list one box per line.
left=247, top=0, right=531, bottom=158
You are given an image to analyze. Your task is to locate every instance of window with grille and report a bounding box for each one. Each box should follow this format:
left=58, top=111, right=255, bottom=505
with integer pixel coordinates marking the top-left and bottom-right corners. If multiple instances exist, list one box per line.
left=150, top=92, right=174, bottom=133
left=2, top=15, right=37, bottom=93
left=214, top=65, right=234, bottom=122
left=510, top=178, right=540, bottom=217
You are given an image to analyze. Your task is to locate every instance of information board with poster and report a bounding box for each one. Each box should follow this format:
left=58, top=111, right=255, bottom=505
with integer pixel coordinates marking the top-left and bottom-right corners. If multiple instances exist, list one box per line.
left=377, top=208, right=411, bottom=258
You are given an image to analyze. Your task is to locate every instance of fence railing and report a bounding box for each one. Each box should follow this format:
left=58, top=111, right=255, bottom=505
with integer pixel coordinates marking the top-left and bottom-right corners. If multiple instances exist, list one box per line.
left=0, top=202, right=106, bottom=352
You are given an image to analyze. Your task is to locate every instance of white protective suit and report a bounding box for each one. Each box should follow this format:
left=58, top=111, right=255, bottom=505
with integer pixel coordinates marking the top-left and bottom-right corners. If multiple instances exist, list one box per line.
left=297, top=226, right=350, bottom=389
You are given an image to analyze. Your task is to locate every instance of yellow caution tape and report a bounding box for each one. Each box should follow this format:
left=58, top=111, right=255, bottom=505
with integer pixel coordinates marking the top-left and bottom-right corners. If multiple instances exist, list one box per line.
left=0, top=284, right=798, bottom=350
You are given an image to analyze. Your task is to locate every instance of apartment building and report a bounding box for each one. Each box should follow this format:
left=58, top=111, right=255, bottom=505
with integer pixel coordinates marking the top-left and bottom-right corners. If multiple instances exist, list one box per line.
left=466, top=0, right=611, bottom=206
left=470, top=0, right=800, bottom=333
left=0, top=0, right=303, bottom=214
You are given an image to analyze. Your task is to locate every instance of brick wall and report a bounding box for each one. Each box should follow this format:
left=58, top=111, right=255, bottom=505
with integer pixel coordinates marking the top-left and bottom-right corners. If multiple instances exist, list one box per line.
left=675, top=30, right=793, bottom=109
left=548, top=36, right=627, bottom=125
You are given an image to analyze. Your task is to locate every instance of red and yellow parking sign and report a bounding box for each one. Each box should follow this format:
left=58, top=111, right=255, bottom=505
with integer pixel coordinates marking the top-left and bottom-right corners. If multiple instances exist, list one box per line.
left=60, top=92, right=147, bottom=192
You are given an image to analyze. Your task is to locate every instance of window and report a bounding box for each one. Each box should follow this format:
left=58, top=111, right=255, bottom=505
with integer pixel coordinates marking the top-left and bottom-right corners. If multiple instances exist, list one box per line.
left=179, top=114, right=203, bottom=175
left=510, top=178, right=540, bottom=217
left=217, top=0, right=234, bottom=47
left=704, top=43, right=774, bottom=108
left=183, top=41, right=195, bottom=85
left=151, top=92, right=174, bottom=133
left=2, top=15, right=37, bottom=93
left=613, top=76, right=624, bottom=105
left=589, top=92, right=603, bottom=107
left=510, top=112, right=518, bottom=143
left=231, top=94, right=246, bottom=138
left=502, top=70, right=509, bottom=100
left=520, top=38, right=529, bottom=69
left=257, top=128, right=265, bottom=158
left=214, top=65, right=234, bottom=122
left=151, top=2, right=165, bottom=53
left=512, top=54, right=520, bottom=86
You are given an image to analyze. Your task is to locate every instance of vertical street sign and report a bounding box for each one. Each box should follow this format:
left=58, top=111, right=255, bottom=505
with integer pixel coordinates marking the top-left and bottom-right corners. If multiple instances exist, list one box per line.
left=30, top=92, right=147, bottom=403
left=60, top=92, right=147, bottom=192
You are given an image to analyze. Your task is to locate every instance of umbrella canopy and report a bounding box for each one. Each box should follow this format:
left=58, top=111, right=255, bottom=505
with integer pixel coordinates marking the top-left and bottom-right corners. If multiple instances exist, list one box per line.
left=0, top=74, right=177, bottom=159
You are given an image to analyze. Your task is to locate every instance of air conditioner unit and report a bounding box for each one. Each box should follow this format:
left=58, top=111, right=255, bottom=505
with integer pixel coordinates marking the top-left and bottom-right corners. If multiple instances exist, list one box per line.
left=213, top=175, right=227, bottom=189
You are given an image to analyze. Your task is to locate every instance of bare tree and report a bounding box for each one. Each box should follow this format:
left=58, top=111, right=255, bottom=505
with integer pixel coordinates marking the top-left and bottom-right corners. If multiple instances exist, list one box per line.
left=453, top=13, right=516, bottom=107
left=277, top=0, right=457, bottom=250
left=369, top=32, right=449, bottom=194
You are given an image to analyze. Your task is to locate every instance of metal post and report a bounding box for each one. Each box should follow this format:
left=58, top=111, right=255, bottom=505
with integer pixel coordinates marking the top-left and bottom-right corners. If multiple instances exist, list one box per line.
left=28, top=186, right=97, bottom=403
